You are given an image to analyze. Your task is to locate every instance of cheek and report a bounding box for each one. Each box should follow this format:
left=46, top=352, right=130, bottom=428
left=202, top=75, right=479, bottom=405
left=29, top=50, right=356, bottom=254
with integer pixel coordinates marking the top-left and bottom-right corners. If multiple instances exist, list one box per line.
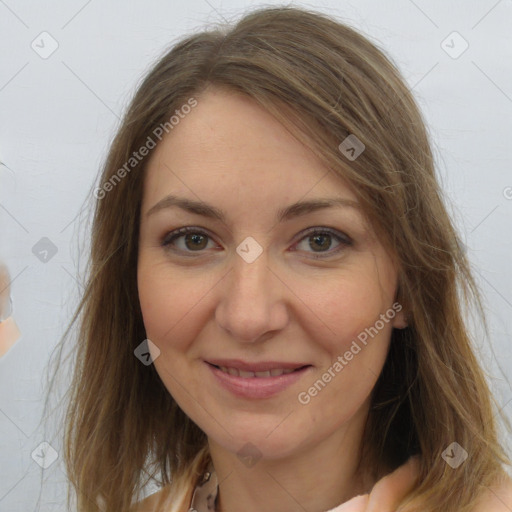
left=299, top=269, right=392, bottom=351
left=137, top=258, right=212, bottom=407
left=137, top=258, right=210, bottom=352
left=295, top=272, right=394, bottom=426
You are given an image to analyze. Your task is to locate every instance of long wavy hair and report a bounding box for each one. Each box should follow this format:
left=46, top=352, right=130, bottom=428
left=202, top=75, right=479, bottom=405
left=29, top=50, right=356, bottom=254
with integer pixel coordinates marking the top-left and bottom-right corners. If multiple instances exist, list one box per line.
left=53, top=6, right=510, bottom=511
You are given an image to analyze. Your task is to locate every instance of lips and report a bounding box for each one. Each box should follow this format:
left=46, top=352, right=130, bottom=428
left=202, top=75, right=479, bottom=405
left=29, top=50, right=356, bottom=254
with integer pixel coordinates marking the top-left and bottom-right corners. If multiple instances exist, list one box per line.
left=206, top=359, right=310, bottom=375
left=205, top=359, right=312, bottom=399
left=213, top=365, right=297, bottom=378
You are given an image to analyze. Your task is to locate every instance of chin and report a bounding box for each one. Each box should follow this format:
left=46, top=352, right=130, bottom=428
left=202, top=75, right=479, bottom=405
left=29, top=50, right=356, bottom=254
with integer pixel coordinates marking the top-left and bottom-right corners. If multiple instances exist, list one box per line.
left=209, top=416, right=310, bottom=461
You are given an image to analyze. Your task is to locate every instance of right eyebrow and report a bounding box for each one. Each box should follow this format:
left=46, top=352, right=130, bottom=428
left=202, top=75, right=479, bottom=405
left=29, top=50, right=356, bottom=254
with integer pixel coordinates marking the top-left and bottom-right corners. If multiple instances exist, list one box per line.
left=145, top=194, right=361, bottom=222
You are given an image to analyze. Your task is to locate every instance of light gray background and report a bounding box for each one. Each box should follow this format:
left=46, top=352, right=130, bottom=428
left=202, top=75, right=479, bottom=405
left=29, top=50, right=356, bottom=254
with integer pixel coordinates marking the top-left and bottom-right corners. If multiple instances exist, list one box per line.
left=1, top=0, right=511, bottom=510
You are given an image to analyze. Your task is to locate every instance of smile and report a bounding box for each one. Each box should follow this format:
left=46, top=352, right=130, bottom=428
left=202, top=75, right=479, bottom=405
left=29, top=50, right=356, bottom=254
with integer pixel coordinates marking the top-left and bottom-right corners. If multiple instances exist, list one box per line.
left=205, top=361, right=312, bottom=399
left=214, top=365, right=297, bottom=378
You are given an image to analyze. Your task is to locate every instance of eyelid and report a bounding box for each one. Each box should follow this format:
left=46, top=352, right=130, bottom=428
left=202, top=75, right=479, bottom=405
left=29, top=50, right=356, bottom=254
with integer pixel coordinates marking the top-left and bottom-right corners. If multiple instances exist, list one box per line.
left=290, top=226, right=352, bottom=258
left=161, top=225, right=352, bottom=257
left=161, top=226, right=217, bottom=250
left=293, top=226, right=352, bottom=245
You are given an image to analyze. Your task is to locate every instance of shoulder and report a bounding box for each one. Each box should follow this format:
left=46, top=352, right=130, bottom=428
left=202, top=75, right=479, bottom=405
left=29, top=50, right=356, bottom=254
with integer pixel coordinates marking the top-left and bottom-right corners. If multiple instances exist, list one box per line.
left=472, top=474, right=512, bottom=512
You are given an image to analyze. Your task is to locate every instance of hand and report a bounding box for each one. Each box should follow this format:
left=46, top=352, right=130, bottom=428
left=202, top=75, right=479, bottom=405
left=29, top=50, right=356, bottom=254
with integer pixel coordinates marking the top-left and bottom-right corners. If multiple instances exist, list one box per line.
left=0, top=263, right=21, bottom=358
left=0, top=263, right=11, bottom=321
left=337, top=456, right=420, bottom=512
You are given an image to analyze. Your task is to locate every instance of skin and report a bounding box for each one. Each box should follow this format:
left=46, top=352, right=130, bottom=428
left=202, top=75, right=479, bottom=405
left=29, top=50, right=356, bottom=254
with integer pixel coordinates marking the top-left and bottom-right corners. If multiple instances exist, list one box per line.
left=0, top=264, right=20, bottom=358
left=137, top=86, right=508, bottom=512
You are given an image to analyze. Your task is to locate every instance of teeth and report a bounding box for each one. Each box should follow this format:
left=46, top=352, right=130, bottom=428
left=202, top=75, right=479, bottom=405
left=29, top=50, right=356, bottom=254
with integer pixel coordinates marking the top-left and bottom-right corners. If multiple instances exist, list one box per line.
left=216, top=366, right=299, bottom=378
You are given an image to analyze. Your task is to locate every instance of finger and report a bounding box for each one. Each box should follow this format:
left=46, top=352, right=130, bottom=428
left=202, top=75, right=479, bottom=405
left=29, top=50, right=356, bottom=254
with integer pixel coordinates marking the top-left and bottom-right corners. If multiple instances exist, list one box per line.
left=0, top=263, right=10, bottom=319
left=365, top=456, right=420, bottom=512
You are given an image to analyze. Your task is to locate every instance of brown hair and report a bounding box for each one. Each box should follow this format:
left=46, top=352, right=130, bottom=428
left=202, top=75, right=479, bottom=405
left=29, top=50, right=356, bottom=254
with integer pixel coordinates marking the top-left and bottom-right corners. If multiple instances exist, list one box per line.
left=53, top=5, right=510, bottom=511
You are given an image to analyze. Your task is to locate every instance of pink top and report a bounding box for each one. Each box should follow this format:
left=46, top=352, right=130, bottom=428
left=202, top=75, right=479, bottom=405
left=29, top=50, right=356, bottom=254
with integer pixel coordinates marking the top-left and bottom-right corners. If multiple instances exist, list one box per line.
left=189, top=466, right=367, bottom=512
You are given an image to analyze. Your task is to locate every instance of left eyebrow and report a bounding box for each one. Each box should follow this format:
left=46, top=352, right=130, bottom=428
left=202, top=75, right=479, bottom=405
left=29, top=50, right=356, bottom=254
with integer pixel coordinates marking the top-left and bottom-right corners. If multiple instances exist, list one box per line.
left=145, top=195, right=361, bottom=222
left=277, top=198, right=361, bottom=222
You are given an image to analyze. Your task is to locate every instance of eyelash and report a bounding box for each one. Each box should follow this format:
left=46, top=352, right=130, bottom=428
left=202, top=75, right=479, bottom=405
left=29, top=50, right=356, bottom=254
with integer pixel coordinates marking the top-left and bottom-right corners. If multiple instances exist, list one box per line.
left=161, top=226, right=352, bottom=259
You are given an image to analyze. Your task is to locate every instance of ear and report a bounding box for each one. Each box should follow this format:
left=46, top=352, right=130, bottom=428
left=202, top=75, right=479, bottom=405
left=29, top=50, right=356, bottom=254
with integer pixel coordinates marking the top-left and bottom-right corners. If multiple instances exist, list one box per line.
left=391, top=308, right=408, bottom=329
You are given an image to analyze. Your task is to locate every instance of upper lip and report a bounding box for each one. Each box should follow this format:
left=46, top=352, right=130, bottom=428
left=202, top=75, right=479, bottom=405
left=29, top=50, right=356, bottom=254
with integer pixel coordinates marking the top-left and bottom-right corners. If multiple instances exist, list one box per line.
left=206, top=359, right=310, bottom=372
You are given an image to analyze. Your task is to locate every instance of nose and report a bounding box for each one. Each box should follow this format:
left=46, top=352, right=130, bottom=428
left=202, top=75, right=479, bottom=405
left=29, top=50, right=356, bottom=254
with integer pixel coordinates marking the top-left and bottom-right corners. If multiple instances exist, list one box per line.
left=214, top=250, right=289, bottom=343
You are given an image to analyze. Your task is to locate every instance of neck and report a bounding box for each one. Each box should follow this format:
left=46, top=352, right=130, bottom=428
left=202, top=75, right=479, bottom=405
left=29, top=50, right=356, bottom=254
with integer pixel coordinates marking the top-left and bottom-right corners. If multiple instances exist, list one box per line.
left=208, top=405, right=374, bottom=512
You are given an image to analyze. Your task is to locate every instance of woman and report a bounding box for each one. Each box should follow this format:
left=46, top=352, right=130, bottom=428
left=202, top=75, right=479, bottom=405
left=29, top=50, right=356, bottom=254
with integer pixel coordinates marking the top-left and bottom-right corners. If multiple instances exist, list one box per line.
left=59, top=6, right=511, bottom=511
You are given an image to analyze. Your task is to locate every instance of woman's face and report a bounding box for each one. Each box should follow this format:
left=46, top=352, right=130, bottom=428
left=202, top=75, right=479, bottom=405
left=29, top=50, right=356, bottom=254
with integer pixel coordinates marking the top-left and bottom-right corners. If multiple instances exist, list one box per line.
left=137, top=87, right=407, bottom=461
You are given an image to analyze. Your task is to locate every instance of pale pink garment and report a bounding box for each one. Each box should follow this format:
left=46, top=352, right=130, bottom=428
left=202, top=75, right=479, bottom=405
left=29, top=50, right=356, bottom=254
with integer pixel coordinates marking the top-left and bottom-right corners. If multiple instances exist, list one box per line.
left=325, top=494, right=369, bottom=511
left=190, top=466, right=369, bottom=512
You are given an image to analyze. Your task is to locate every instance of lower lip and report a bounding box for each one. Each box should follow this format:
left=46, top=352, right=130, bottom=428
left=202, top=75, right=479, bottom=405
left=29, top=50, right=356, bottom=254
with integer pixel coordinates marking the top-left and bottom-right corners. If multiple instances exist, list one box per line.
left=206, top=363, right=311, bottom=399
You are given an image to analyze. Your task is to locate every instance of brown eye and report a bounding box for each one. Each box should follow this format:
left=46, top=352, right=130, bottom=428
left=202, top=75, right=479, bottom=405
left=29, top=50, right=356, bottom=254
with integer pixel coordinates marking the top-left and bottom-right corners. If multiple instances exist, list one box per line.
left=183, top=233, right=208, bottom=250
left=294, top=228, right=352, bottom=257
left=309, top=234, right=332, bottom=252
left=162, top=227, right=216, bottom=254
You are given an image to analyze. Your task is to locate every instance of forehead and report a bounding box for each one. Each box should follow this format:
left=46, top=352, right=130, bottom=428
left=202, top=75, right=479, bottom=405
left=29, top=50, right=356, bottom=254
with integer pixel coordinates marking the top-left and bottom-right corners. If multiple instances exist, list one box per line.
left=141, top=87, right=357, bottom=213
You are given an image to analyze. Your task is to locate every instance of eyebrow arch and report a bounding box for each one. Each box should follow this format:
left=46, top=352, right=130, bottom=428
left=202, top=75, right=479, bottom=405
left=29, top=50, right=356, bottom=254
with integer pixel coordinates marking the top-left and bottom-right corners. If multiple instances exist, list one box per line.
left=145, top=194, right=360, bottom=222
